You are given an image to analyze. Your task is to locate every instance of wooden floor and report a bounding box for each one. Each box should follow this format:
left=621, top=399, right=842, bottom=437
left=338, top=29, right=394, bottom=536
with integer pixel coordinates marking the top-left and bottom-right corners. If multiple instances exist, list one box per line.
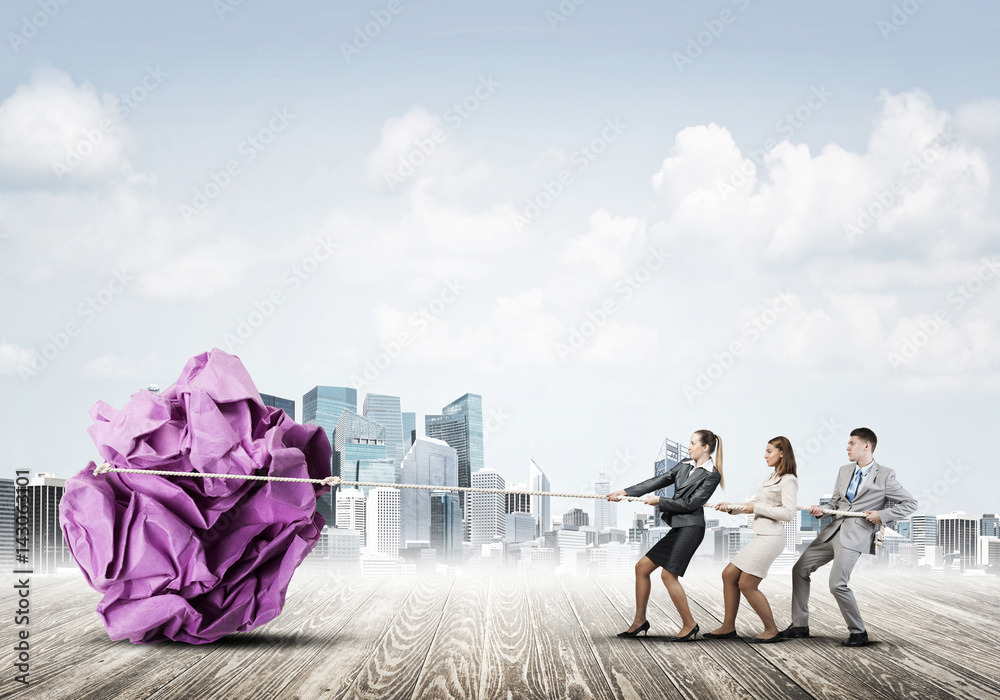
left=2, top=567, right=999, bottom=699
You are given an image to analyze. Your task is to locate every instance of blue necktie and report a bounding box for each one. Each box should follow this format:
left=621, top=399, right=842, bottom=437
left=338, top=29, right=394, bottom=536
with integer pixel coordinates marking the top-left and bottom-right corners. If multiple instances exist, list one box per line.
left=846, top=468, right=863, bottom=503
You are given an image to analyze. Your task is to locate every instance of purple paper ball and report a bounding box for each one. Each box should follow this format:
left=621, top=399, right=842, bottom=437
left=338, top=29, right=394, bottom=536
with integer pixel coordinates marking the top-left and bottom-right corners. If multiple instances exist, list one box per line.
left=60, top=349, right=331, bottom=644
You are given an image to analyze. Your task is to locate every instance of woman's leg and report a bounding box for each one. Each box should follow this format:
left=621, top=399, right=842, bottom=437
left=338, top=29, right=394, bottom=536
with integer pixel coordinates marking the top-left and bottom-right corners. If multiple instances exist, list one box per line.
left=709, top=563, right=741, bottom=635
left=661, top=569, right=697, bottom=635
left=738, top=573, right=779, bottom=639
left=628, top=556, right=659, bottom=631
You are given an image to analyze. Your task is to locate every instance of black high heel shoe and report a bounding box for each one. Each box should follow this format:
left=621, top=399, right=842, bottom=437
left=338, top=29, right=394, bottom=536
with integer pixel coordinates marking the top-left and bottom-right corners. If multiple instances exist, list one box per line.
left=616, top=620, right=650, bottom=638
left=666, top=624, right=699, bottom=642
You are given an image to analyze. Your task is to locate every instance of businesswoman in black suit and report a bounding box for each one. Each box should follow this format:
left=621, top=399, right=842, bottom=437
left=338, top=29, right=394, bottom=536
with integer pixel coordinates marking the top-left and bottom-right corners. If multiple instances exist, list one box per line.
left=608, top=429, right=724, bottom=641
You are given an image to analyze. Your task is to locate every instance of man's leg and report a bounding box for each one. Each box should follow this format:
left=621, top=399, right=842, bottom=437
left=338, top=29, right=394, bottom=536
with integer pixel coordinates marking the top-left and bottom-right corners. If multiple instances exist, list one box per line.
left=791, top=536, right=835, bottom=628
left=829, top=537, right=864, bottom=634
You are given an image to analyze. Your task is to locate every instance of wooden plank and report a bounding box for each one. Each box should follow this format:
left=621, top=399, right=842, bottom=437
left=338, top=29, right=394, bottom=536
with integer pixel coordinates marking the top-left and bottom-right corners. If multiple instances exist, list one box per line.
left=587, top=576, right=752, bottom=700
left=478, top=575, right=552, bottom=700
left=265, top=575, right=429, bottom=699
left=525, top=576, right=615, bottom=700
left=341, top=576, right=454, bottom=699
left=682, top=572, right=900, bottom=700
left=114, top=576, right=368, bottom=700
left=560, top=575, right=693, bottom=700
left=597, top=577, right=811, bottom=700
left=0, top=576, right=325, bottom=700
left=409, top=575, right=489, bottom=700
left=767, top=573, right=1000, bottom=699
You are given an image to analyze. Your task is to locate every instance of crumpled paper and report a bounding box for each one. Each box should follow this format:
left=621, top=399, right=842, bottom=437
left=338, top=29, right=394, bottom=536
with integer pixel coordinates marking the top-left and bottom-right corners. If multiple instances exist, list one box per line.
left=60, top=349, right=331, bottom=644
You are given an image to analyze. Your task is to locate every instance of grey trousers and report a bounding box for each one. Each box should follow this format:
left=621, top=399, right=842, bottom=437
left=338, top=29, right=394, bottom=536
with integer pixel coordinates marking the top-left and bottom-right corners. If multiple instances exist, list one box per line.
left=791, top=531, right=865, bottom=634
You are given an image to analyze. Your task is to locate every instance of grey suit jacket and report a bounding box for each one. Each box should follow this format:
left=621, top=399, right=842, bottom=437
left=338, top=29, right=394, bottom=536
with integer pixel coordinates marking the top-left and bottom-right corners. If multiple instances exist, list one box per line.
left=624, top=459, right=721, bottom=528
left=816, top=460, right=917, bottom=555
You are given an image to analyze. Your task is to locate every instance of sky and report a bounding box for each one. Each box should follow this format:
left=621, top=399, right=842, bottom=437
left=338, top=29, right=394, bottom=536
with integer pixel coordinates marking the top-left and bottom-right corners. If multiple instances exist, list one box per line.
left=1, top=0, right=998, bottom=528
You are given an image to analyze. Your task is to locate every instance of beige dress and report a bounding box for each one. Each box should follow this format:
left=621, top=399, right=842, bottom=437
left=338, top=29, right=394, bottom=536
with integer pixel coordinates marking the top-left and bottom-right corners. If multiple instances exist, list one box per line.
left=729, top=473, right=798, bottom=578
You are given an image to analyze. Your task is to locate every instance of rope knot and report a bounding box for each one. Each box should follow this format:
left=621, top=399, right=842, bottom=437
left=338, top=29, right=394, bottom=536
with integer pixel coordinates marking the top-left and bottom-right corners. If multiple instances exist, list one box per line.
left=94, top=462, right=114, bottom=475
left=322, top=476, right=342, bottom=487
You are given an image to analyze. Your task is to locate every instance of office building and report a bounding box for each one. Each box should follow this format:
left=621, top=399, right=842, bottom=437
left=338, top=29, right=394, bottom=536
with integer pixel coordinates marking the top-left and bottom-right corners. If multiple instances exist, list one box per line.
left=909, top=514, right=939, bottom=558
left=471, top=468, right=506, bottom=545
left=896, top=519, right=911, bottom=540
left=981, top=514, right=1000, bottom=538
left=303, top=386, right=357, bottom=524
left=365, top=487, right=400, bottom=558
left=400, top=437, right=459, bottom=548
left=529, top=458, right=551, bottom=536
left=506, top=483, right=530, bottom=514
left=652, top=438, right=689, bottom=523
left=426, top=393, right=485, bottom=541
left=430, top=491, right=463, bottom=560
left=303, top=386, right=357, bottom=452
left=564, top=508, right=589, bottom=528
left=937, top=512, right=978, bottom=569
left=593, top=472, right=615, bottom=530
left=363, top=393, right=406, bottom=466
left=260, top=393, right=295, bottom=421
left=27, top=473, right=71, bottom=573
left=783, top=509, right=801, bottom=552
left=402, top=411, right=417, bottom=452
left=335, top=487, right=366, bottom=546
left=505, top=512, right=537, bottom=544
left=335, top=410, right=394, bottom=494
left=0, top=478, right=14, bottom=567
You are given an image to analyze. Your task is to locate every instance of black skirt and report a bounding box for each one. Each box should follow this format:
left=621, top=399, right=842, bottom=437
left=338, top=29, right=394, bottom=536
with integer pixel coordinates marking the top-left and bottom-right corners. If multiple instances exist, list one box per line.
left=645, top=526, right=705, bottom=577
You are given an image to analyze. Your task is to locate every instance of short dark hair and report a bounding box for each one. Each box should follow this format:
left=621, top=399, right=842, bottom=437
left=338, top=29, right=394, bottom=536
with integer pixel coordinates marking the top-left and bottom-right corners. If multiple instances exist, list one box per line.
left=850, top=427, right=877, bottom=452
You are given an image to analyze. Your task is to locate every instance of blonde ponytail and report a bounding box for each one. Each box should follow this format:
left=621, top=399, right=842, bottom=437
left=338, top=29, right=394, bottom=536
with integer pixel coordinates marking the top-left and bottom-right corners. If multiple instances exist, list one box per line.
left=694, top=429, right=725, bottom=490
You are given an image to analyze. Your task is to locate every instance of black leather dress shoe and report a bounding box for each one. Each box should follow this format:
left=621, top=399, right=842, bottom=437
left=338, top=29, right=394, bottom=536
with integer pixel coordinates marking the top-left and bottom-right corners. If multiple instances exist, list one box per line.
left=749, top=633, right=783, bottom=644
left=780, top=625, right=810, bottom=639
left=666, top=624, right=699, bottom=642
left=702, top=630, right=738, bottom=639
left=842, top=631, right=869, bottom=647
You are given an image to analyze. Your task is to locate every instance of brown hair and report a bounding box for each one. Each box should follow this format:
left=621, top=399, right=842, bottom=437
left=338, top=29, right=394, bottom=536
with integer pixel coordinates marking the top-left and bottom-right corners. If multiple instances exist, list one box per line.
left=768, top=436, right=797, bottom=478
left=694, top=429, right=724, bottom=490
left=850, top=427, right=877, bottom=453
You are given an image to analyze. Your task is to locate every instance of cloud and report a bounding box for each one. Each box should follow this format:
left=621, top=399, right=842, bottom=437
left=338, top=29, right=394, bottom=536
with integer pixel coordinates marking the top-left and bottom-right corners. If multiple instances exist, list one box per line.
left=559, top=208, right=647, bottom=278
left=0, top=68, right=134, bottom=184
left=953, top=97, right=1000, bottom=140
left=0, top=340, right=33, bottom=376
left=651, top=89, right=991, bottom=260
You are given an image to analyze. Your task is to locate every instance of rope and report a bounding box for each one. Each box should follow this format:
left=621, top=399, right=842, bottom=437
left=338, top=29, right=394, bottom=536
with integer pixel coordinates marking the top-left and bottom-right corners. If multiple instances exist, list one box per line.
left=91, top=462, right=881, bottom=519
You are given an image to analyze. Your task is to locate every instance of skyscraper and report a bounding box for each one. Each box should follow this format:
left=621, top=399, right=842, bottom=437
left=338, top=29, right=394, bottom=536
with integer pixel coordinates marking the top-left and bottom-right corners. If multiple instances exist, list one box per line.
left=335, top=487, right=366, bottom=538
left=0, top=478, right=14, bottom=567
left=937, top=512, right=978, bottom=568
left=260, top=393, right=296, bottom=421
left=506, top=483, right=530, bottom=515
left=593, top=472, right=615, bottom=530
left=910, top=514, right=939, bottom=558
left=303, top=386, right=357, bottom=525
left=564, top=508, right=589, bottom=528
left=402, top=411, right=417, bottom=453
left=529, top=457, right=551, bottom=536
left=335, top=410, right=394, bottom=495
left=430, top=491, right=463, bottom=560
left=363, top=393, right=405, bottom=466
left=365, top=487, right=400, bottom=558
left=471, top=468, right=505, bottom=545
left=28, top=473, right=71, bottom=573
left=426, top=393, right=484, bottom=541
left=302, top=386, right=357, bottom=455
left=505, top=512, right=537, bottom=544
left=981, top=514, right=1000, bottom=538
left=652, top=438, right=689, bottom=523
left=400, top=437, right=459, bottom=549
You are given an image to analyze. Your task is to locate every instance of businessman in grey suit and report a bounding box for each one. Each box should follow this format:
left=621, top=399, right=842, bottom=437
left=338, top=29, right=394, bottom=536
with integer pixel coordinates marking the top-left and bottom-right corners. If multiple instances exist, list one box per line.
left=782, top=427, right=917, bottom=647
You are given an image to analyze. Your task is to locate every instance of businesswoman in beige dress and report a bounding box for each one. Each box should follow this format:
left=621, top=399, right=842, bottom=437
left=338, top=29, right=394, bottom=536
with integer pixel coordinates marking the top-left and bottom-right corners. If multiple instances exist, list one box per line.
left=706, top=436, right=798, bottom=643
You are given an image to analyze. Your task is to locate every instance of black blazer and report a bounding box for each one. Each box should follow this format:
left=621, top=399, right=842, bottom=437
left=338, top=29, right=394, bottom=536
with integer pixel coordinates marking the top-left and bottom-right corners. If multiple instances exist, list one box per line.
left=624, top=459, right=721, bottom=528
